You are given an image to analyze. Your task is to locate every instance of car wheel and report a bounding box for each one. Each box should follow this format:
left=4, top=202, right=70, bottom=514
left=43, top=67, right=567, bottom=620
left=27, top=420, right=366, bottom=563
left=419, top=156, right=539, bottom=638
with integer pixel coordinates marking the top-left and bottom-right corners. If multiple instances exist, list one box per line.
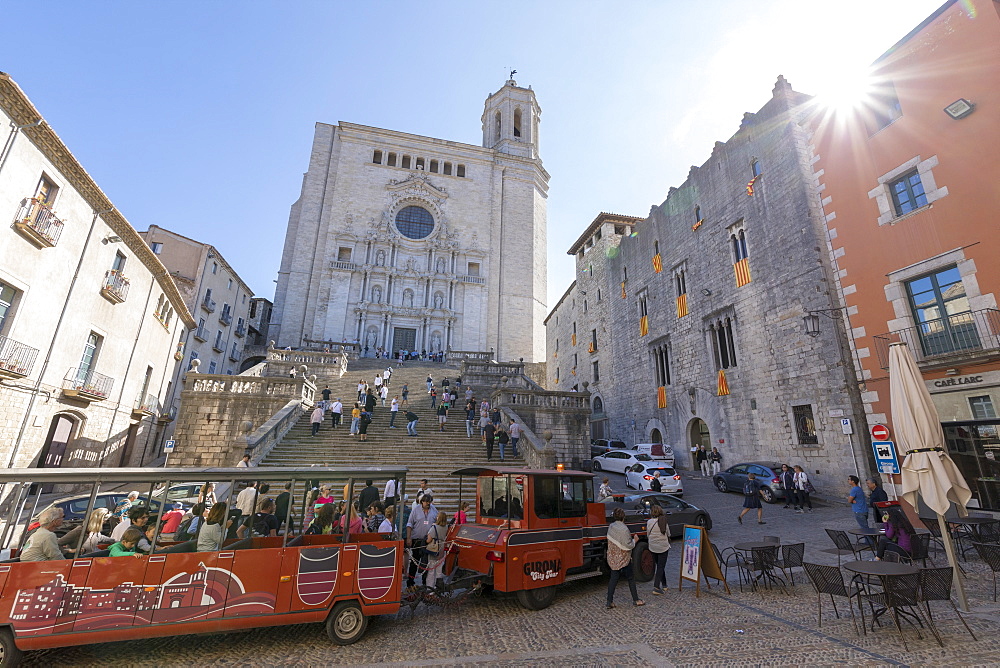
left=715, top=478, right=728, bottom=493
left=694, top=514, right=708, bottom=528
left=516, top=585, right=557, bottom=611
left=760, top=486, right=776, bottom=504
left=0, top=628, right=23, bottom=667
left=326, top=600, right=369, bottom=645
left=592, top=461, right=602, bottom=472
left=632, top=542, right=654, bottom=583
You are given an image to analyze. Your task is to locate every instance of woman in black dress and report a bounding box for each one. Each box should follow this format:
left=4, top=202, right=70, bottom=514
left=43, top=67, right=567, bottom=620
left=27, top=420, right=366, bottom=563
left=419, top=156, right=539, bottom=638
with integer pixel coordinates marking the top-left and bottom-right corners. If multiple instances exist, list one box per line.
left=737, top=472, right=766, bottom=525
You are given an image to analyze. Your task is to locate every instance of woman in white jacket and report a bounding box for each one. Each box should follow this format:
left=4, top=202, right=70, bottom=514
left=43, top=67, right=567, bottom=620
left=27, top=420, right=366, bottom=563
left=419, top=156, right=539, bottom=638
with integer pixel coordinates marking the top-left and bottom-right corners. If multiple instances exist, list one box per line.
left=793, top=465, right=814, bottom=513
left=646, top=505, right=671, bottom=595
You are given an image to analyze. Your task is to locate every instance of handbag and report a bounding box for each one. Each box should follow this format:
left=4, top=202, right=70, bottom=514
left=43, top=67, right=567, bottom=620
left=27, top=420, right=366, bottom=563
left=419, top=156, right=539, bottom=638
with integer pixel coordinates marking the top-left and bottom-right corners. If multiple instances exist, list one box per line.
left=804, top=479, right=816, bottom=494
left=424, top=526, right=441, bottom=554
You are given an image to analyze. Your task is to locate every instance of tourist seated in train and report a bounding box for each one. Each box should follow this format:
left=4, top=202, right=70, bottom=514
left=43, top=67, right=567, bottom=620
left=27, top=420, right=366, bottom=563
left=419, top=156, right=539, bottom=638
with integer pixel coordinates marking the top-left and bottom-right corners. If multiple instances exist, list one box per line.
left=379, top=505, right=396, bottom=535
left=58, top=507, right=113, bottom=555
left=111, top=506, right=149, bottom=542
left=137, top=523, right=159, bottom=554
left=20, top=507, right=65, bottom=561
left=237, top=498, right=279, bottom=539
left=197, top=502, right=233, bottom=552
left=365, top=501, right=385, bottom=533
left=306, top=503, right=338, bottom=535
left=109, top=527, right=144, bottom=558
left=340, top=501, right=364, bottom=535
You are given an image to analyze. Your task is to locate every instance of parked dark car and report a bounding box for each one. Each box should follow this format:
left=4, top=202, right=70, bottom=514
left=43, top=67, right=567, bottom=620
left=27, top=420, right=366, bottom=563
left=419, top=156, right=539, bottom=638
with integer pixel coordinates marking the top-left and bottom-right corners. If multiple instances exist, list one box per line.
left=712, top=462, right=788, bottom=504
left=602, top=493, right=712, bottom=537
left=590, top=439, right=626, bottom=458
left=32, top=492, right=163, bottom=536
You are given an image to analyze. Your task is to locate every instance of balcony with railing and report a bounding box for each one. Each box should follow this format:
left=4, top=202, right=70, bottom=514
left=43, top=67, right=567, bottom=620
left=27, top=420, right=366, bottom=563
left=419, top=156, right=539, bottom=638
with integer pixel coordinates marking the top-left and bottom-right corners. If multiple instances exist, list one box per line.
left=0, top=335, right=39, bottom=379
left=219, top=309, right=232, bottom=326
left=212, top=339, right=225, bottom=353
left=234, top=323, right=246, bottom=338
left=13, top=197, right=65, bottom=248
left=192, top=326, right=209, bottom=342
left=201, top=296, right=216, bottom=313
left=132, top=392, right=159, bottom=417
left=63, top=368, right=113, bottom=402
left=229, top=349, right=241, bottom=362
left=100, top=270, right=130, bottom=304
left=460, top=275, right=486, bottom=285
left=874, top=308, right=1000, bottom=370
left=331, top=261, right=356, bottom=271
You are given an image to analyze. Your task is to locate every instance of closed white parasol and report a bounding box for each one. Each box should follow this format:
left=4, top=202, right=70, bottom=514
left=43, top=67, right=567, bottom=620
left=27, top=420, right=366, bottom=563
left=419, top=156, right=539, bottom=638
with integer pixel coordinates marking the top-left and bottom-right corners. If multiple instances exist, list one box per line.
left=889, top=341, right=972, bottom=610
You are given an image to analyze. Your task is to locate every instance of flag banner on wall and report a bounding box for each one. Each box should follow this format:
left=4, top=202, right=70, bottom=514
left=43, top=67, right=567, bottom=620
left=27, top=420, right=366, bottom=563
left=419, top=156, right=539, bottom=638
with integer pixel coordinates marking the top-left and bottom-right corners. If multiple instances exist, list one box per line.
left=657, top=386, right=667, bottom=409
left=588, top=342, right=595, bottom=353
left=676, top=293, right=688, bottom=318
left=174, top=341, right=185, bottom=361
left=746, top=174, right=761, bottom=196
left=734, top=258, right=752, bottom=287
left=639, top=315, right=649, bottom=337
left=571, top=367, right=577, bottom=376
left=717, top=369, right=730, bottom=396
left=553, top=352, right=557, bottom=359
left=621, top=281, right=627, bottom=299
left=692, top=218, right=704, bottom=231
left=652, top=253, right=663, bottom=273
left=571, top=333, right=576, bottom=346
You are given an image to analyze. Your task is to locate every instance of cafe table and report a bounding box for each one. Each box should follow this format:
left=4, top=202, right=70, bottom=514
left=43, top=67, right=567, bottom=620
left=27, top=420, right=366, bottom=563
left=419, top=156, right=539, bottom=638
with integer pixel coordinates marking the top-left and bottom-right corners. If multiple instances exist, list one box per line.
left=733, top=541, right=785, bottom=592
left=843, top=560, right=920, bottom=632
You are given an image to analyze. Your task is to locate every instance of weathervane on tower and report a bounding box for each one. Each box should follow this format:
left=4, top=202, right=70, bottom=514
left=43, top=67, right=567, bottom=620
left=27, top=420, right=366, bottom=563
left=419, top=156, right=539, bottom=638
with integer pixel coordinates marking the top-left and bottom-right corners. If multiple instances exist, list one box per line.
left=508, top=68, right=517, bottom=82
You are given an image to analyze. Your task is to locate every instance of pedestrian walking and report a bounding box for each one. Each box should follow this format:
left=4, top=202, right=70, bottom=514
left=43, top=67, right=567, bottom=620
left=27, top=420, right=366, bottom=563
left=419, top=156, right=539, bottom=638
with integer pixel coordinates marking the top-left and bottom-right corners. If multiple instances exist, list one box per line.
left=405, top=496, right=439, bottom=588
left=647, top=505, right=671, bottom=595
left=310, top=404, right=324, bottom=437
left=709, top=447, right=722, bottom=476
left=321, top=386, right=331, bottom=402
left=430, top=386, right=438, bottom=409
left=696, top=446, right=710, bottom=478
left=792, top=465, right=813, bottom=513
left=425, top=511, right=449, bottom=588
left=350, top=403, right=361, bottom=436
left=496, top=426, right=509, bottom=461
left=465, top=400, right=475, bottom=438
left=330, top=398, right=342, bottom=428
left=606, top=508, right=644, bottom=608
left=490, top=407, right=501, bottom=427
left=401, top=383, right=409, bottom=407
left=484, top=422, right=496, bottom=461
left=437, top=403, right=448, bottom=432
left=867, top=478, right=888, bottom=507
left=426, top=374, right=433, bottom=392
left=356, top=378, right=365, bottom=403
left=779, top=464, right=797, bottom=509
left=649, top=470, right=662, bottom=492
left=380, top=384, right=389, bottom=407
left=384, top=477, right=399, bottom=507
left=847, top=475, right=872, bottom=546
left=737, top=472, right=766, bottom=524
left=406, top=410, right=420, bottom=437
left=389, top=396, right=400, bottom=427
left=509, top=421, right=521, bottom=456
left=358, top=410, right=371, bottom=441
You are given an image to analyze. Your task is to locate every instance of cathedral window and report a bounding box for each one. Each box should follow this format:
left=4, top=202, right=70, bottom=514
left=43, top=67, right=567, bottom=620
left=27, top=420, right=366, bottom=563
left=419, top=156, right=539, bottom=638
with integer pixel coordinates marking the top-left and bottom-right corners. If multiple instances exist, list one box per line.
left=430, top=159, right=439, bottom=173
left=467, top=262, right=480, bottom=277
left=387, top=152, right=397, bottom=167
left=443, top=162, right=452, bottom=175
left=402, top=155, right=411, bottom=169
left=372, top=150, right=382, bottom=164
left=457, top=164, right=466, bottom=177
left=495, top=111, right=501, bottom=143
left=394, top=205, right=434, bottom=240
left=513, top=108, right=522, bottom=138
left=694, top=205, right=702, bottom=222
left=751, top=158, right=762, bottom=177
left=416, top=157, right=425, bottom=170
left=337, top=247, right=352, bottom=262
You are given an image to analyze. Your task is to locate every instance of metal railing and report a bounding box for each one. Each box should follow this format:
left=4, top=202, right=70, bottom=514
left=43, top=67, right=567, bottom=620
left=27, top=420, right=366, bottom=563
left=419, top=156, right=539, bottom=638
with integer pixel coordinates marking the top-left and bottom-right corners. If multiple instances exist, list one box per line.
left=0, top=335, right=39, bottom=378
left=874, top=308, right=1000, bottom=369
left=202, top=296, right=216, bottom=313
left=219, top=309, right=232, bottom=326
left=331, top=261, right=356, bottom=271
left=100, top=270, right=130, bottom=303
left=192, top=326, right=209, bottom=342
left=460, top=275, right=486, bottom=284
left=63, top=368, right=114, bottom=399
left=13, top=197, right=65, bottom=247
left=133, top=392, right=160, bottom=414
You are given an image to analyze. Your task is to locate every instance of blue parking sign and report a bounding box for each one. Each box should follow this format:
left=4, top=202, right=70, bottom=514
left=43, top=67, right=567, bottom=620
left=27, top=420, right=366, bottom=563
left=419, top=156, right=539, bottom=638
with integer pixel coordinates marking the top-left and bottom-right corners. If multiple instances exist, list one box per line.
left=872, top=440, right=899, bottom=475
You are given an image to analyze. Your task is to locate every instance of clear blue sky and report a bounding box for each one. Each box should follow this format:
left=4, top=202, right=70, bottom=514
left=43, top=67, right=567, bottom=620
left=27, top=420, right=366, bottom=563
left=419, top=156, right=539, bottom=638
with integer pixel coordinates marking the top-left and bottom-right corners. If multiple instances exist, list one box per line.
left=2, top=0, right=946, bottom=308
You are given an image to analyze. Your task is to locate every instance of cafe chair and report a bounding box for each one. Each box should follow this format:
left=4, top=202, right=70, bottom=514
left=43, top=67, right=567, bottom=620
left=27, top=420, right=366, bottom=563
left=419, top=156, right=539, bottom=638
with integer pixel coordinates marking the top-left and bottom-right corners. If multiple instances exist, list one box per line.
left=802, top=562, right=861, bottom=636
left=712, top=543, right=750, bottom=592
left=976, top=521, right=1000, bottom=545
left=748, top=545, right=786, bottom=597
left=881, top=551, right=902, bottom=563
left=823, top=528, right=868, bottom=565
left=762, top=536, right=780, bottom=545
left=862, top=572, right=940, bottom=651
left=972, top=542, right=1000, bottom=602
left=775, top=542, right=805, bottom=586
left=919, top=566, right=976, bottom=641
left=901, top=533, right=933, bottom=568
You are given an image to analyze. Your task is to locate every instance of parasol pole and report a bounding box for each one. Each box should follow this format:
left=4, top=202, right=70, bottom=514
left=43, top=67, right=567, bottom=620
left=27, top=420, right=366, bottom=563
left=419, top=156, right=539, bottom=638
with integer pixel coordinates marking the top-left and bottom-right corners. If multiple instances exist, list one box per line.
left=936, top=513, right=969, bottom=612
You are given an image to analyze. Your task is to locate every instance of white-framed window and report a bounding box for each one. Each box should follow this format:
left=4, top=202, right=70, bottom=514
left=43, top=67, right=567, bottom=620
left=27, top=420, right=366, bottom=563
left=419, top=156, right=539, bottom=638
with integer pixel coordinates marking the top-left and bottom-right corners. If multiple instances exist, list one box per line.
left=868, top=155, right=948, bottom=226
left=0, top=281, right=20, bottom=334
left=969, top=395, right=997, bottom=419
left=150, top=242, right=163, bottom=254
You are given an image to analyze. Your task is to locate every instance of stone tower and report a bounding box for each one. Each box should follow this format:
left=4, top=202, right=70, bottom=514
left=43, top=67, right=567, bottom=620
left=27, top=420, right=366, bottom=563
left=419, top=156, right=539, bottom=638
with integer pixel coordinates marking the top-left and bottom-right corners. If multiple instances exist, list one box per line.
left=270, top=79, right=549, bottom=362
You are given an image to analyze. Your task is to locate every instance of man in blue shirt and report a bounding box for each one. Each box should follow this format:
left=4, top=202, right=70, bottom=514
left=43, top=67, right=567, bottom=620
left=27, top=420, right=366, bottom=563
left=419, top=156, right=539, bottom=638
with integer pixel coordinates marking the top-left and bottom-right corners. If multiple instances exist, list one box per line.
left=847, top=475, right=872, bottom=547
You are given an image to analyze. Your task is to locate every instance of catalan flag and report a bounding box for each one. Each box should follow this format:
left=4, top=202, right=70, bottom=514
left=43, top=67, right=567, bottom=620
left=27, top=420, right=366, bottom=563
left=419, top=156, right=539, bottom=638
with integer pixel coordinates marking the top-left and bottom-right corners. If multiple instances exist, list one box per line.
left=746, top=174, right=761, bottom=196
left=588, top=342, right=595, bottom=353
left=676, top=293, right=688, bottom=318
left=652, top=253, right=663, bottom=273
left=621, top=282, right=627, bottom=299
left=571, top=333, right=576, bottom=347
left=656, top=386, right=667, bottom=409
left=692, top=219, right=704, bottom=231
left=734, top=257, right=752, bottom=287
left=639, top=315, right=649, bottom=337
left=717, top=369, right=730, bottom=396
left=571, top=367, right=577, bottom=376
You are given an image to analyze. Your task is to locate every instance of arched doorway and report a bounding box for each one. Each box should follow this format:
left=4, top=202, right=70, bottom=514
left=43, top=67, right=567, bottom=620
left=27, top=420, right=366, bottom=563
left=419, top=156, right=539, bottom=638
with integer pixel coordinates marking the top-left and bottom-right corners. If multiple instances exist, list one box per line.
left=37, top=414, right=78, bottom=470
left=591, top=396, right=608, bottom=440
left=650, top=428, right=663, bottom=444
left=688, top=418, right=710, bottom=469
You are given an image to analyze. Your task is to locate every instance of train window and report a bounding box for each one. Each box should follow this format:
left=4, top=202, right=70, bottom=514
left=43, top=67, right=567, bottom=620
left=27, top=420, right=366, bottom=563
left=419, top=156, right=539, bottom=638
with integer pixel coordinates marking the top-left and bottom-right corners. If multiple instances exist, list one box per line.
left=533, top=476, right=589, bottom=519
left=478, top=475, right=523, bottom=519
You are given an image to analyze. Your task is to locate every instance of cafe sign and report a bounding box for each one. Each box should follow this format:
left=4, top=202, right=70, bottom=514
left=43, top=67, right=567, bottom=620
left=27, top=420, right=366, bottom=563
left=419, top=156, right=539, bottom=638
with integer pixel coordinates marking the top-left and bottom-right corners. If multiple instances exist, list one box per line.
left=927, top=370, right=999, bottom=392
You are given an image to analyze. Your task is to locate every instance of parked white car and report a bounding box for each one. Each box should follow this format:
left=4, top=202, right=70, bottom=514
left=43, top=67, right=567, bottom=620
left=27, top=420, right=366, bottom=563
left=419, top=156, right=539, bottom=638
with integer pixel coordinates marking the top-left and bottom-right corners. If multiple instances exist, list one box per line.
left=613, top=443, right=675, bottom=467
left=625, top=463, right=683, bottom=495
left=592, top=451, right=654, bottom=475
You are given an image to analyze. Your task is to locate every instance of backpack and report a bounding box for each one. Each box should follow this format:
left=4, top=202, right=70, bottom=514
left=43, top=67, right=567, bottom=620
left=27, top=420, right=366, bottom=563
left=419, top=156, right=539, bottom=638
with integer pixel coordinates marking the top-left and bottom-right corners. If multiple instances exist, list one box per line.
left=176, top=515, right=199, bottom=541
left=744, top=480, right=758, bottom=496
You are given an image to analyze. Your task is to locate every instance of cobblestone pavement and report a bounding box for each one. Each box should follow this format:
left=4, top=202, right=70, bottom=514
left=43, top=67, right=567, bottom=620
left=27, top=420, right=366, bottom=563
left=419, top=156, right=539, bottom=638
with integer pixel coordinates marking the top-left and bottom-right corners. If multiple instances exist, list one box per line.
left=25, top=473, right=1000, bottom=666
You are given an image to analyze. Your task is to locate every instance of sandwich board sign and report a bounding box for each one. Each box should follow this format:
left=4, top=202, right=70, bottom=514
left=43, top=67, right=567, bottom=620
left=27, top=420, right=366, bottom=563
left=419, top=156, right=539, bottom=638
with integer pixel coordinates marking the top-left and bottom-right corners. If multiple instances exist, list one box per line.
left=679, top=525, right=729, bottom=596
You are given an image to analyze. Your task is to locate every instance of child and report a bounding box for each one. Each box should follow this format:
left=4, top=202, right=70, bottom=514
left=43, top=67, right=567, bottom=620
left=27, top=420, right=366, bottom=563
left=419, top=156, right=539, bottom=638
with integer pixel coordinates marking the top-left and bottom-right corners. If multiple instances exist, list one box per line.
left=109, top=527, right=144, bottom=558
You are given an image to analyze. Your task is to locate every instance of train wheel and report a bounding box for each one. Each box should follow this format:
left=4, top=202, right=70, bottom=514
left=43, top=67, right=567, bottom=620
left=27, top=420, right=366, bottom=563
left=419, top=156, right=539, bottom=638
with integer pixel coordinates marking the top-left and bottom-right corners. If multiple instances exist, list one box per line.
left=326, top=601, right=369, bottom=645
left=0, top=628, right=23, bottom=668
left=516, top=586, right=557, bottom=610
left=633, top=542, right=655, bottom=583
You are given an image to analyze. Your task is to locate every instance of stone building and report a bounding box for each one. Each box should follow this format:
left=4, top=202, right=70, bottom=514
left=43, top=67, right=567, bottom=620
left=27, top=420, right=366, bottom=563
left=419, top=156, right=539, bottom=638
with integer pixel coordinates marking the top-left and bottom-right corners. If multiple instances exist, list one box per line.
left=544, top=212, right=641, bottom=440
left=807, top=0, right=1000, bottom=509
left=549, top=77, right=871, bottom=491
left=137, top=226, right=254, bottom=437
left=0, top=73, right=194, bottom=469
left=271, top=77, right=549, bottom=362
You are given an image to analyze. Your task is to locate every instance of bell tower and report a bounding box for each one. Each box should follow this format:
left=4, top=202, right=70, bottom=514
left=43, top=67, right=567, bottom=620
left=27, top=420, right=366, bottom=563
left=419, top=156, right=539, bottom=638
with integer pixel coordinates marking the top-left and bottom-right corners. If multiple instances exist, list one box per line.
left=481, top=76, right=541, bottom=160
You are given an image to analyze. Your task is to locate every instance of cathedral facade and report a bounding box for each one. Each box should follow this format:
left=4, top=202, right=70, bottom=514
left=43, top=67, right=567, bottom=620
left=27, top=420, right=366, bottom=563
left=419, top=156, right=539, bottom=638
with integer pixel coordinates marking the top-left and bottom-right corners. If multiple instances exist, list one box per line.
left=271, top=79, right=549, bottom=362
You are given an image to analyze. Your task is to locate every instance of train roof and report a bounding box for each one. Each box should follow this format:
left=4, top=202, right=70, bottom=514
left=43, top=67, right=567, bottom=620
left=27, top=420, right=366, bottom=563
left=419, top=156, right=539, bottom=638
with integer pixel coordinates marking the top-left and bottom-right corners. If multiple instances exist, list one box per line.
left=450, top=466, right=593, bottom=479
left=0, top=466, right=409, bottom=485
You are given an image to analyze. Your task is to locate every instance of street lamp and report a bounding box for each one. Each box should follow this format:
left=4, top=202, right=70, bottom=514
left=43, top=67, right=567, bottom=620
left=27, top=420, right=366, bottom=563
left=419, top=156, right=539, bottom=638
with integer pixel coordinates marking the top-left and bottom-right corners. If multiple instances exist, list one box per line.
left=803, top=308, right=846, bottom=337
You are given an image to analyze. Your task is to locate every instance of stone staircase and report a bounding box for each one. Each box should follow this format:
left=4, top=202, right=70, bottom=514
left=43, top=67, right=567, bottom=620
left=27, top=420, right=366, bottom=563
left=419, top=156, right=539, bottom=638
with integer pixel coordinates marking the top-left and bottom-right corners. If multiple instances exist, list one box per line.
left=260, top=358, right=518, bottom=517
